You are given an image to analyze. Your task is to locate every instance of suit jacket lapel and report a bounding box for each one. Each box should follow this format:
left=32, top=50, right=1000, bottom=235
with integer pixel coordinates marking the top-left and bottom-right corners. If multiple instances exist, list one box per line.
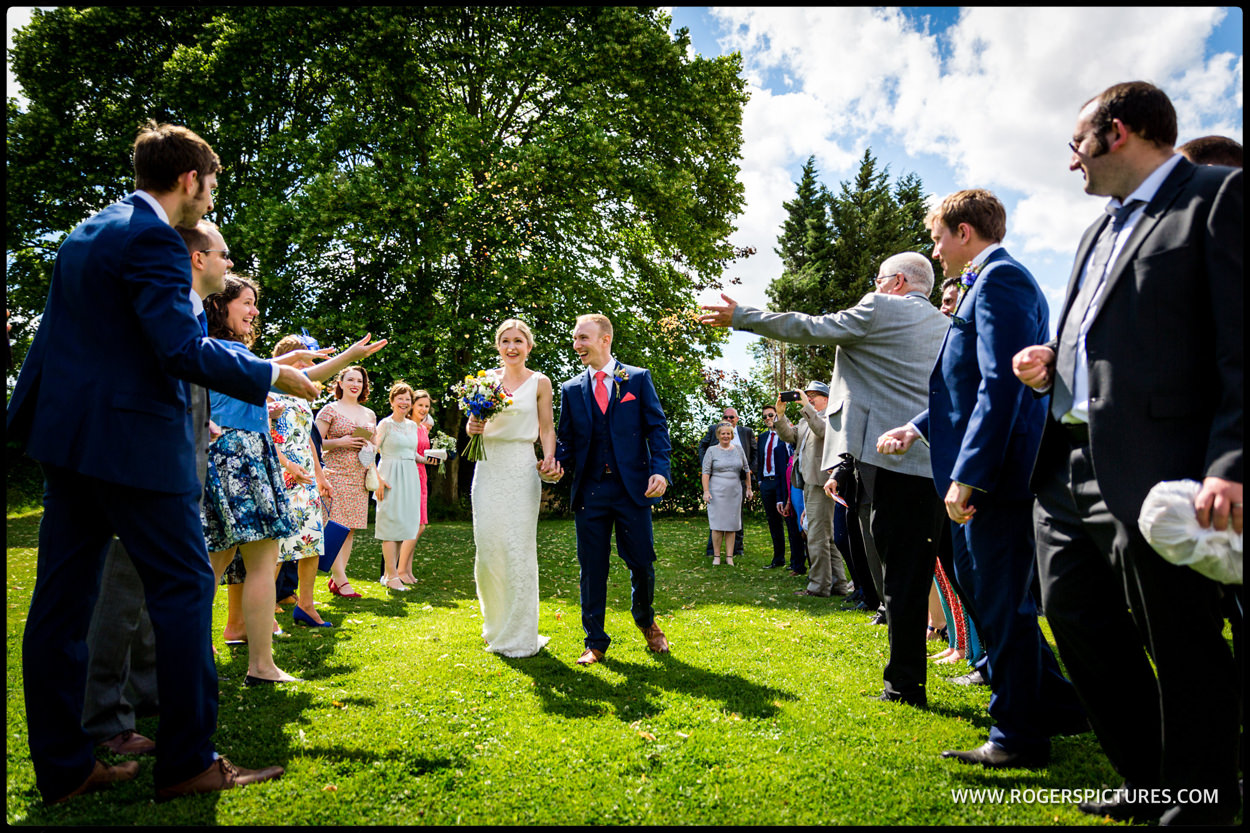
left=1086, top=160, right=1193, bottom=329
left=1058, top=218, right=1107, bottom=333
left=578, top=370, right=596, bottom=426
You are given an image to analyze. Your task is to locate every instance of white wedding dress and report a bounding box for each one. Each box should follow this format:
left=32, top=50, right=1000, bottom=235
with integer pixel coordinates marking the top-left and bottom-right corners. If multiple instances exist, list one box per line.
left=470, top=371, right=550, bottom=657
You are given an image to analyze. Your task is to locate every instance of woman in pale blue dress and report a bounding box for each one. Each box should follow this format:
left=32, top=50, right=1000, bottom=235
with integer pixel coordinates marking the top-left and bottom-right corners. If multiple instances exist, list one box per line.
left=373, top=381, right=432, bottom=591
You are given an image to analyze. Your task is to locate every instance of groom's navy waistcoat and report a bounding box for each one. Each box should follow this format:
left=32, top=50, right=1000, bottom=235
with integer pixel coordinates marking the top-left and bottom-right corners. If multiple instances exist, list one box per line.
left=588, top=396, right=616, bottom=477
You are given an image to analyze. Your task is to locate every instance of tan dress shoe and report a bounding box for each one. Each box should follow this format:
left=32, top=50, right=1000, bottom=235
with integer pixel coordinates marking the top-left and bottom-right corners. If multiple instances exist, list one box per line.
left=155, top=756, right=284, bottom=802
left=49, top=759, right=140, bottom=805
left=576, top=648, right=605, bottom=666
left=639, top=622, right=670, bottom=653
left=99, top=729, right=156, bottom=756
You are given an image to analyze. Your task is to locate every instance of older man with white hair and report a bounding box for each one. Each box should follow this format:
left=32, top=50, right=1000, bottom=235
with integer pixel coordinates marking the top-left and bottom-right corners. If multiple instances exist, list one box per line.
left=701, top=251, right=949, bottom=707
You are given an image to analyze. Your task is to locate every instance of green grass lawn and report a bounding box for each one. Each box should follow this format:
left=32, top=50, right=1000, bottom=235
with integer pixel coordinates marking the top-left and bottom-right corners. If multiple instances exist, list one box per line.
left=5, top=508, right=1198, bottom=825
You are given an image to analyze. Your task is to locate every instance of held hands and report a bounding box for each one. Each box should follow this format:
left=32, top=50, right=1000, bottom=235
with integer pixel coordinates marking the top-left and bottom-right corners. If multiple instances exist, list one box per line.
left=1195, top=476, right=1243, bottom=535
left=317, top=476, right=333, bottom=501
left=274, top=364, right=322, bottom=401
left=1012, top=345, right=1056, bottom=391
left=877, top=424, right=920, bottom=456
left=536, top=455, right=564, bottom=483
left=697, top=293, right=739, bottom=328
left=645, top=474, right=668, bottom=499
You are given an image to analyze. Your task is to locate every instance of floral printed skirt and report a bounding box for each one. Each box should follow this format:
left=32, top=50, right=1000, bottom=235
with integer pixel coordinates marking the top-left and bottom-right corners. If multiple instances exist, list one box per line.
left=203, top=427, right=296, bottom=554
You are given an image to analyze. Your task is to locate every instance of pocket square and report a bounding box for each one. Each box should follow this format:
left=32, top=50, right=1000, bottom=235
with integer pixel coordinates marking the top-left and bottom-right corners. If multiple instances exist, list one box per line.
left=621, top=392, right=637, bottom=403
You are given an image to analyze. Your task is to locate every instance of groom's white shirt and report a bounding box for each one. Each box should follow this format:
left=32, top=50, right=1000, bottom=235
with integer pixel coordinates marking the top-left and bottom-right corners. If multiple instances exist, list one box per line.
left=589, top=356, right=617, bottom=379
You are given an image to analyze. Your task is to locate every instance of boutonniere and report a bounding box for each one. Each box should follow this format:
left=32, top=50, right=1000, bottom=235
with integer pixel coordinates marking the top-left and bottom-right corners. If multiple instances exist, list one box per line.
left=612, top=366, right=630, bottom=400
left=958, top=262, right=982, bottom=293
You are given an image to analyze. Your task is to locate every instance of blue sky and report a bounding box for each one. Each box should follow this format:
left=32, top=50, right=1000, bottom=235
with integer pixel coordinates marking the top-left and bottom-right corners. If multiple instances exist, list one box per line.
left=669, top=7, right=1243, bottom=373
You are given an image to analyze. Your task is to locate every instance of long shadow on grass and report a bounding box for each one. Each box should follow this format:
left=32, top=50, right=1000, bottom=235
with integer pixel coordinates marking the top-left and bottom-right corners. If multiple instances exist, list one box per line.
left=502, top=651, right=797, bottom=722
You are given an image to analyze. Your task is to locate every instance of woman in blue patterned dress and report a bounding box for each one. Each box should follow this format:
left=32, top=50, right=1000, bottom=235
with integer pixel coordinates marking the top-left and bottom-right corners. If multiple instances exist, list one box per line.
left=203, top=275, right=384, bottom=683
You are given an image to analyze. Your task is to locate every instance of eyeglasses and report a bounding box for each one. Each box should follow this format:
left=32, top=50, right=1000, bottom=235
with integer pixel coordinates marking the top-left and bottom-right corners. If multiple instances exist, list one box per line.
left=199, top=249, right=231, bottom=258
left=871, top=272, right=901, bottom=287
left=1068, top=127, right=1107, bottom=157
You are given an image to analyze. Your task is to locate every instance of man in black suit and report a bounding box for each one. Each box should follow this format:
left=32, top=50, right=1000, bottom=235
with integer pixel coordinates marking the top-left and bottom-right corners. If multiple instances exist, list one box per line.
left=1014, top=81, right=1241, bottom=826
left=756, top=404, right=804, bottom=571
left=699, top=407, right=757, bottom=558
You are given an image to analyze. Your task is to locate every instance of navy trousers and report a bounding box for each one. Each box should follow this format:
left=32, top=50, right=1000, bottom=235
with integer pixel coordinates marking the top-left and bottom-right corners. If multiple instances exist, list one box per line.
left=949, top=491, right=1084, bottom=755
left=574, top=473, right=657, bottom=653
left=25, top=464, right=218, bottom=800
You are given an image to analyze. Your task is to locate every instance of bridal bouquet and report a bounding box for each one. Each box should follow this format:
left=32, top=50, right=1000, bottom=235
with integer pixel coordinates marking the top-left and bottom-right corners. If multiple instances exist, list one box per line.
left=428, top=431, right=457, bottom=475
left=453, top=370, right=512, bottom=462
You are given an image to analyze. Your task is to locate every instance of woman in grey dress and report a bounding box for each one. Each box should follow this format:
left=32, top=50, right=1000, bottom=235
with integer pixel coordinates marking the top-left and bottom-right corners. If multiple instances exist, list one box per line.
left=702, top=422, right=753, bottom=565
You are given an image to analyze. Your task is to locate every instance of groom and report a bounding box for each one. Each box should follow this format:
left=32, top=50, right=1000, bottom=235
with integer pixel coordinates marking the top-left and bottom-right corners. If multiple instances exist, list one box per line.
left=555, top=313, right=672, bottom=665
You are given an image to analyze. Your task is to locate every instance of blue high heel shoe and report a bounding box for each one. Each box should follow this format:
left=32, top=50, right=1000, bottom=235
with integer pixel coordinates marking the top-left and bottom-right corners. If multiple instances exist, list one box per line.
left=293, top=605, right=333, bottom=628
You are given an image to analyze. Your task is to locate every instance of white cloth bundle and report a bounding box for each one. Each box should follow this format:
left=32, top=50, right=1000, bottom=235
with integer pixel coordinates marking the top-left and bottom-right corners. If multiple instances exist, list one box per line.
left=1138, top=479, right=1242, bottom=585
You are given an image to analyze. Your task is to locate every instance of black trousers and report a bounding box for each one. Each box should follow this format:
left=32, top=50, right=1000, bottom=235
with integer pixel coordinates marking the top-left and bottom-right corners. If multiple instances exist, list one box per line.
left=1034, top=436, right=1238, bottom=795
left=856, top=463, right=946, bottom=701
left=760, top=476, right=804, bottom=567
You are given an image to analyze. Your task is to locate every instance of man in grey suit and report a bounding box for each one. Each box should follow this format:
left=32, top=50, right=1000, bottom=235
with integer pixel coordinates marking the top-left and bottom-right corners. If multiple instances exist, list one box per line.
left=702, top=252, right=948, bottom=705
left=1014, top=81, right=1241, bottom=825
left=770, top=381, right=851, bottom=597
left=81, top=219, right=231, bottom=757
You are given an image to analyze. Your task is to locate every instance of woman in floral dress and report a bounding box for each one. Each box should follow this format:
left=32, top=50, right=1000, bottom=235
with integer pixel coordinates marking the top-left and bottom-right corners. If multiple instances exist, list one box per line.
left=271, top=334, right=334, bottom=627
left=316, top=366, right=377, bottom=599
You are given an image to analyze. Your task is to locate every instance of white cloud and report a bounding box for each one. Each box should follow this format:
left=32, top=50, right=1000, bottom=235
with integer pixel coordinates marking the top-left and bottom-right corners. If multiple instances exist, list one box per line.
left=709, top=5, right=1241, bottom=262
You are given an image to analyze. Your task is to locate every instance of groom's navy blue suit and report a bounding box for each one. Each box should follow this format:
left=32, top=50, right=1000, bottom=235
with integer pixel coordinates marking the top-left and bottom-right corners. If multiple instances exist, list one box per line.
left=911, top=246, right=1084, bottom=757
left=555, top=361, right=671, bottom=653
left=7, top=194, right=273, bottom=800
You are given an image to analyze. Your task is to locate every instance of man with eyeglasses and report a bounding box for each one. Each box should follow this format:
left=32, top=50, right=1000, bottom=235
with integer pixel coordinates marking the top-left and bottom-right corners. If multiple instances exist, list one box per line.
left=697, top=407, right=756, bottom=560
left=1013, top=81, right=1241, bottom=825
left=700, top=252, right=945, bottom=659
left=757, top=404, right=805, bottom=572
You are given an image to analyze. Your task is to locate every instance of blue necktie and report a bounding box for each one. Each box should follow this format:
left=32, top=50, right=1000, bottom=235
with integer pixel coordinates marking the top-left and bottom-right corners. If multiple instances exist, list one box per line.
left=197, top=311, right=208, bottom=337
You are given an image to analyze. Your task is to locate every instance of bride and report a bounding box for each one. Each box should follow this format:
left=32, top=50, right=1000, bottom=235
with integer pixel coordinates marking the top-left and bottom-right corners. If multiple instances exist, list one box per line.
left=466, top=318, right=562, bottom=657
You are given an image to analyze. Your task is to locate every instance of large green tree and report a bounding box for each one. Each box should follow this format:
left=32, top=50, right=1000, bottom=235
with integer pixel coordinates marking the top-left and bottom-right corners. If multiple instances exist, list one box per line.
left=763, top=149, right=929, bottom=385
left=6, top=7, right=748, bottom=510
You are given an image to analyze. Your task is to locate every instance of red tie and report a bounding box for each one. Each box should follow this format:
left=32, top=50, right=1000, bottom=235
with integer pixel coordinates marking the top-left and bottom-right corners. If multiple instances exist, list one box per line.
left=594, top=371, right=609, bottom=414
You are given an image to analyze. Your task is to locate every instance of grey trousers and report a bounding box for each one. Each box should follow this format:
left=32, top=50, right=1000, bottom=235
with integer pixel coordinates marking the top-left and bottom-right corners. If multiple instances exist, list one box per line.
left=81, top=539, right=159, bottom=741
left=802, top=483, right=850, bottom=596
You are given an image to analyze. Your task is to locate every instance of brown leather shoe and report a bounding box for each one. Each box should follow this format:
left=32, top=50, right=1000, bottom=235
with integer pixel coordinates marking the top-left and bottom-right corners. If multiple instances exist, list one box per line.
left=155, top=756, right=284, bottom=802
left=99, top=729, right=156, bottom=756
left=639, top=622, right=670, bottom=653
left=49, top=759, right=140, bottom=805
left=575, top=648, right=605, bottom=666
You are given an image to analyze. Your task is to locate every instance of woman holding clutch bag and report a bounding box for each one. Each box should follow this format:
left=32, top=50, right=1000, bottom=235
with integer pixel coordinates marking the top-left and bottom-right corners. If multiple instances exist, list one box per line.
left=315, top=366, right=377, bottom=599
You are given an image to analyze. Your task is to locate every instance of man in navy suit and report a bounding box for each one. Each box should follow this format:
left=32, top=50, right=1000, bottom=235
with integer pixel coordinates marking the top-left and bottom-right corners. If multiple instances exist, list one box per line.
left=1015, top=82, right=1241, bottom=825
left=7, top=121, right=319, bottom=804
left=554, top=313, right=672, bottom=666
left=878, top=190, right=1084, bottom=768
left=756, top=404, right=805, bottom=572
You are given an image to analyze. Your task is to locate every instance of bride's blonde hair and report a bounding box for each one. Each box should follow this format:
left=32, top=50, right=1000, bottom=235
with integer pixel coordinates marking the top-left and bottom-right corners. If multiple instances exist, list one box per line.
left=495, top=318, right=534, bottom=349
